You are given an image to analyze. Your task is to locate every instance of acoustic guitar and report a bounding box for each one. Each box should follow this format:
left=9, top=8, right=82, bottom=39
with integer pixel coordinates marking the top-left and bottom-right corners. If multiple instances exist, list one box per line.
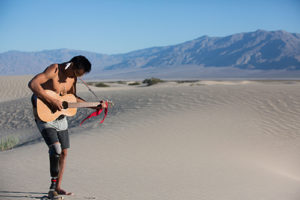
left=37, top=90, right=112, bottom=122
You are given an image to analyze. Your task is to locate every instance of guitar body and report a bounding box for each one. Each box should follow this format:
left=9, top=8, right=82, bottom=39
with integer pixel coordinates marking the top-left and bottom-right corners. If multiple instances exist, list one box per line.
left=37, top=90, right=77, bottom=122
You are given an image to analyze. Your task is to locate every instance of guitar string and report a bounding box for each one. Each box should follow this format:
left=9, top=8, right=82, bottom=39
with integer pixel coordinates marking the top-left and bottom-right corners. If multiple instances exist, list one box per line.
left=78, top=77, right=114, bottom=108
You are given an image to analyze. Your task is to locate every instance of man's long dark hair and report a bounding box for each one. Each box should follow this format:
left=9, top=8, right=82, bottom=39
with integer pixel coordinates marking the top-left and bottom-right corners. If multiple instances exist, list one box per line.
left=69, top=55, right=91, bottom=73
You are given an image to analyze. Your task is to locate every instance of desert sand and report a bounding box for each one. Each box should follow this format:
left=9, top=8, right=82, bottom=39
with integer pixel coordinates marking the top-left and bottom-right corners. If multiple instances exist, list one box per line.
left=0, top=76, right=300, bottom=200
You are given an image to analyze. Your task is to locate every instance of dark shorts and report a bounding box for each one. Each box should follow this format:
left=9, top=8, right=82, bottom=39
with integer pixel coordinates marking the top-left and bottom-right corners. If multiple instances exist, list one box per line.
left=41, top=128, right=70, bottom=149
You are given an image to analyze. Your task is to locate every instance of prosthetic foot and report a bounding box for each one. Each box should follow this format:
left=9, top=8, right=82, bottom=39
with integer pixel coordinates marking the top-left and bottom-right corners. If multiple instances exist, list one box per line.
left=47, top=143, right=63, bottom=199
left=48, top=178, right=64, bottom=200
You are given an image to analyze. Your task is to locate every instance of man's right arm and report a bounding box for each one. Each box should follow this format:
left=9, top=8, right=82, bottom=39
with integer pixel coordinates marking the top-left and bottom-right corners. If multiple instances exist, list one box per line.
left=28, top=64, right=63, bottom=110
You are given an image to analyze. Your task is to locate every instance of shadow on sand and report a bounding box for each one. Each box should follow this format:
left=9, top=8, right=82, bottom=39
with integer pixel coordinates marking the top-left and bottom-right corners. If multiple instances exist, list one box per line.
left=0, top=191, right=48, bottom=199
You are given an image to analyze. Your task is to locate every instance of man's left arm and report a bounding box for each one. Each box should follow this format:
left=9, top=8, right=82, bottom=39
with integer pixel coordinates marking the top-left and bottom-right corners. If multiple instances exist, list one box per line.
left=69, top=78, right=107, bottom=109
left=69, top=79, right=86, bottom=103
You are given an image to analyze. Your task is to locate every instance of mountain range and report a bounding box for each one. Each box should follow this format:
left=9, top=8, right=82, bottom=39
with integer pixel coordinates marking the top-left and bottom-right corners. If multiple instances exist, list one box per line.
left=1, top=29, right=300, bottom=79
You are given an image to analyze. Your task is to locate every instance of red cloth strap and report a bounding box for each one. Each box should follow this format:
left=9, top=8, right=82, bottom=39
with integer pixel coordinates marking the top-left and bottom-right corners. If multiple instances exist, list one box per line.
left=80, top=102, right=108, bottom=126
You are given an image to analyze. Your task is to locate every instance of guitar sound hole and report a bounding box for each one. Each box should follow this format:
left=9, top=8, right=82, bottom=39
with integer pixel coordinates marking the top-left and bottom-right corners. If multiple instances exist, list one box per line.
left=62, top=101, right=68, bottom=109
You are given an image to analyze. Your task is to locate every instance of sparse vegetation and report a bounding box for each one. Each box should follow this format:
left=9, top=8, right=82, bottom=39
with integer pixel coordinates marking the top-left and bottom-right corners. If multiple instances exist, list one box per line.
left=142, top=77, right=164, bottom=86
left=117, top=81, right=127, bottom=84
left=0, top=135, right=19, bottom=151
left=128, top=82, right=141, bottom=86
left=87, top=82, right=95, bottom=86
left=176, top=80, right=199, bottom=84
left=95, top=82, right=110, bottom=87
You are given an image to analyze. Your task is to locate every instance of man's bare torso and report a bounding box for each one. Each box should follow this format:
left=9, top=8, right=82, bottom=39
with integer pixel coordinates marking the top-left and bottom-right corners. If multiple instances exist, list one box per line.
left=42, top=64, right=76, bottom=96
left=32, top=64, right=77, bottom=119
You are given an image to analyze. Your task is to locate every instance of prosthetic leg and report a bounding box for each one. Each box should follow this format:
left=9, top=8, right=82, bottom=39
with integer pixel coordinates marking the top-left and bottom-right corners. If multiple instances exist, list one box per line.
left=48, top=143, right=64, bottom=200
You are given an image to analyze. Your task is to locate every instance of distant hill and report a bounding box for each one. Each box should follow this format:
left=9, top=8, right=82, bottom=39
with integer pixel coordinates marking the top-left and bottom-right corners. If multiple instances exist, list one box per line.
left=1, top=30, right=300, bottom=79
left=106, top=30, right=300, bottom=71
left=0, top=49, right=121, bottom=75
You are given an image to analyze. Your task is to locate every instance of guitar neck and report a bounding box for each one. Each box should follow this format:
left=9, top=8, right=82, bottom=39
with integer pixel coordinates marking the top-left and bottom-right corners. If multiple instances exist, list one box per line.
left=68, top=102, right=100, bottom=108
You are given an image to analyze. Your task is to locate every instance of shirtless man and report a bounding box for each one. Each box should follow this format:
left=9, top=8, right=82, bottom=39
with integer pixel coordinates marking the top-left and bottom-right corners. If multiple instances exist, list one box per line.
left=28, top=55, right=105, bottom=199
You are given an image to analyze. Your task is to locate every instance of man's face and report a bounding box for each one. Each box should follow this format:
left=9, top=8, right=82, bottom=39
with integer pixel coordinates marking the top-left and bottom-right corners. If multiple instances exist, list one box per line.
left=74, top=68, right=85, bottom=77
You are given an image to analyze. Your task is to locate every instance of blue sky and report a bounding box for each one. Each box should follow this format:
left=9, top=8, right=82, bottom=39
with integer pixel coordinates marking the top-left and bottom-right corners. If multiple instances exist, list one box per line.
left=0, top=0, right=299, bottom=54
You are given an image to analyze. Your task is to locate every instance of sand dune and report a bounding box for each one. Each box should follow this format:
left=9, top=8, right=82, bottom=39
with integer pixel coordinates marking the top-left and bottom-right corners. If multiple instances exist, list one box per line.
left=0, top=77, right=300, bottom=200
left=0, top=75, right=33, bottom=102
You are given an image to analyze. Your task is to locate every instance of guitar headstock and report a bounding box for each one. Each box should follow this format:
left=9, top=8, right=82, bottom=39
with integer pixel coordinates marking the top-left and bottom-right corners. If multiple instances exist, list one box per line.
left=100, top=100, right=114, bottom=108
left=105, top=100, right=114, bottom=108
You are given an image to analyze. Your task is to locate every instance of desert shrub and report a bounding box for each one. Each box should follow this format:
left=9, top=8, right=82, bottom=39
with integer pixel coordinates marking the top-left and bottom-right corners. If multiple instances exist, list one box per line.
left=95, top=82, right=110, bottom=87
left=117, top=81, right=127, bottom=84
left=0, top=136, right=19, bottom=151
left=142, top=77, right=164, bottom=86
left=87, top=82, right=95, bottom=86
left=176, top=80, right=198, bottom=84
left=128, top=82, right=141, bottom=86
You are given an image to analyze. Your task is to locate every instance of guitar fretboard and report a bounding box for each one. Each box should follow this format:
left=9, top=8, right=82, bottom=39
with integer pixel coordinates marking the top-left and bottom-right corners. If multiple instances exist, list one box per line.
left=68, top=102, right=100, bottom=108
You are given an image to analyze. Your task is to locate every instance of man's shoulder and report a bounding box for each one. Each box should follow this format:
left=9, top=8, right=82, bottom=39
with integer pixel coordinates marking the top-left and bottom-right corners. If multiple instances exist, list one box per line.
left=43, top=64, right=59, bottom=78
left=46, top=64, right=59, bottom=72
